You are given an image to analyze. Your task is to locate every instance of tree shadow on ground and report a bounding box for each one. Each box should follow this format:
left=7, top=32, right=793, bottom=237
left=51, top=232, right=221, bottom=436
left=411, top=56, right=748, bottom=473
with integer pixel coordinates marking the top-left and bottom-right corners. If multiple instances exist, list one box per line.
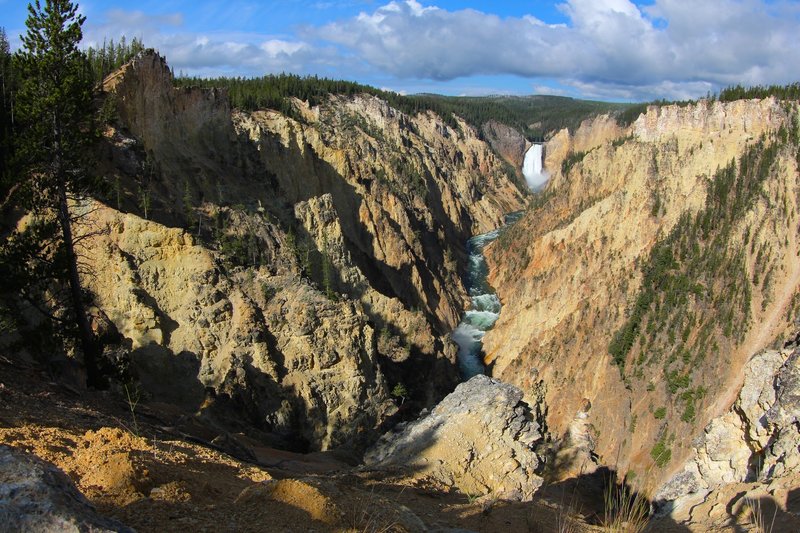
left=726, top=489, right=800, bottom=533
left=537, top=466, right=692, bottom=533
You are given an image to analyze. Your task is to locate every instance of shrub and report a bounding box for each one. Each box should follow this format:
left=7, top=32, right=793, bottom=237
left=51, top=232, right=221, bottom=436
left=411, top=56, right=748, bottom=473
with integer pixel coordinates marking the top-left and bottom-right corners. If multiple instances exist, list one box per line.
left=650, top=435, right=672, bottom=468
left=391, top=383, right=409, bottom=405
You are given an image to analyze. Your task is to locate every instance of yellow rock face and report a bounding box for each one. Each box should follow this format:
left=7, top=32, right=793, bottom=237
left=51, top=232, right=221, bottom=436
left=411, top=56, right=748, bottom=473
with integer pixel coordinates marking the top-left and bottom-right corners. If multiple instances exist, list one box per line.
left=484, top=97, right=799, bottom=484
left=235, top=93, right=526, bottom=331
left=83, top=202, right=399, bottom=451
left=82, top=52, right=527, bottom=451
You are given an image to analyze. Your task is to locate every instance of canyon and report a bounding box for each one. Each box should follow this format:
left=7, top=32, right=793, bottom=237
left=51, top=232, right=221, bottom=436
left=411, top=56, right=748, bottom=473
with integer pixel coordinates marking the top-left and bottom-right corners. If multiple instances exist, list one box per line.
left=2, top=50, right=800, bottom=531
left=88, top=52, right=526, bottom=453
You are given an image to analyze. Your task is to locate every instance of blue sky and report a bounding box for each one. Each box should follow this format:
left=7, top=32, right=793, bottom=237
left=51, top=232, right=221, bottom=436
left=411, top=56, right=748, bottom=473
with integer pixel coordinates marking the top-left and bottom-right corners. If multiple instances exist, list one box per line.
left=2, top=0, right=799, bottom=101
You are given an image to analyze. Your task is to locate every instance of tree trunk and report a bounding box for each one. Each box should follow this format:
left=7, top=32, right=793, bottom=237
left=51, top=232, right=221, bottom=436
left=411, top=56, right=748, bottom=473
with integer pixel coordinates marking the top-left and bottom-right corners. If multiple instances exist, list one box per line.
left=54, top=159, right=103, bottom=388
left=55, top=182, right=103, bottom=388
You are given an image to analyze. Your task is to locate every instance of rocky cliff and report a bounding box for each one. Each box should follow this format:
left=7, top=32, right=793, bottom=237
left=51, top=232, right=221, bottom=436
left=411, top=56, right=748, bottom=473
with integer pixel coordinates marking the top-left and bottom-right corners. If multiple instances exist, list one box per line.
left=233, top=93, right=525, bottom=331
left=81, top=201, right=396, bottom=451
left=481, top=119, right=529, bottom=175
left=483, top=97, right=800, bottom=486
left=80, top=52, right=525, bottom=450
left=653, top=343, right=800, bottom=530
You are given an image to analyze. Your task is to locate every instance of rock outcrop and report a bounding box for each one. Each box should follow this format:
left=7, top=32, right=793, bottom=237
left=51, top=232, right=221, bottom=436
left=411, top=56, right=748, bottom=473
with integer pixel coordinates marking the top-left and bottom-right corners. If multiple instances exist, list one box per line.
left=109, top=52, right=525, bottom=336
left=294, top=193, right=460, bottom=399
left=0, top=445, right=134, bottom=532
left=655, top=345, right=800, bottom=525
left=235, top=94, right=526, bottom=332
left=763, top=348, right=800, bottom=479
left=82, top=202, right=395, bottom=451
left=363, top=375, right=546, bottom=501
left=482, top=119, right=528, bottom=170
left=82, top=52, right=526, bottom=450
left=543, top=113, right=623, bottom=171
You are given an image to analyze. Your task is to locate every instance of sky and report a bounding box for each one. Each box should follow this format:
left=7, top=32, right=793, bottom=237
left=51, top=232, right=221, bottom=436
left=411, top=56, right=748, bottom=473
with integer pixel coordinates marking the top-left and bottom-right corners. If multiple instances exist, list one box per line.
left=2, top=0, right=799, bottom=101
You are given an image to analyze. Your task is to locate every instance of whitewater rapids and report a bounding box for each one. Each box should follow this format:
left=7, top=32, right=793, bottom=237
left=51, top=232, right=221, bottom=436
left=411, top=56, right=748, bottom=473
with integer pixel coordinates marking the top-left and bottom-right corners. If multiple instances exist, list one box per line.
left=452, top=214, right=521, bottom=379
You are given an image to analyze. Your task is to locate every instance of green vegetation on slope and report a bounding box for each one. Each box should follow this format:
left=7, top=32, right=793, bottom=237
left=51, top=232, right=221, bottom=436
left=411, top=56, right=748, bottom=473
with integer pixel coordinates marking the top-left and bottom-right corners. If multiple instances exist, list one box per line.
left=174, top=74, right=632, bottom=139
left=718, top=83, right=800, bottom=103
left=608, top=136, right=785, bottom=373
left=608, top=110, right=800, bottom=433
left=171, top=75, right=800, bottom=141
left=174, top=73, right=467, bottom=130
left=416, top=94, right=630, bottom=139
left=615, top=83, right=800, bottom=127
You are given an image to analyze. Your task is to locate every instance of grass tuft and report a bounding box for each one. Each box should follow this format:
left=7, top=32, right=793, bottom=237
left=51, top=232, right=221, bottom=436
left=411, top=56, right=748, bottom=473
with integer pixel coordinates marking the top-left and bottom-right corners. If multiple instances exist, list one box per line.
left=601, top=474, right=650, bottom=533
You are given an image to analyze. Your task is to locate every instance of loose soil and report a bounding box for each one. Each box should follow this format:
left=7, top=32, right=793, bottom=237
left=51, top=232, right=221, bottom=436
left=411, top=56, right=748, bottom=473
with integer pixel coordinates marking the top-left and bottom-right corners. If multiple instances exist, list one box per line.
left=0, top=354, right=596, bottom=532
left=4, top=353, right=786, bottom=532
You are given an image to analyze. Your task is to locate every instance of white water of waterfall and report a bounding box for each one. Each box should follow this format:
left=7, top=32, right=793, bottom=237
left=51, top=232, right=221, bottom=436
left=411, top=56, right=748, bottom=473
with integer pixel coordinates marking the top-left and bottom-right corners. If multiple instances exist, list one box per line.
left=451, top=212, right=522, bottom=380
left=522, top=144, right=549, bottom=190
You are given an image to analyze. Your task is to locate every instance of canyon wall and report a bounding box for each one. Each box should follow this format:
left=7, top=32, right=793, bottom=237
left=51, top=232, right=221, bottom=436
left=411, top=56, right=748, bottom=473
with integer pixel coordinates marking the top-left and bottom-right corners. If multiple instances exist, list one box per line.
left=235, top=93, right=525, bottom=332
left=81, top=53, right=525, bottom=450
left=484, top=97, right=800, bottom=487
left=82, top=202, right=394, bottom=451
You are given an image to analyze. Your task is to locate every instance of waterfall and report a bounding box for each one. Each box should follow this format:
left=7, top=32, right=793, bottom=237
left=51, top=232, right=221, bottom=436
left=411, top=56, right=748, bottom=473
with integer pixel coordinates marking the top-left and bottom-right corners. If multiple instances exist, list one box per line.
left=522, top=143, right=549, bottom=190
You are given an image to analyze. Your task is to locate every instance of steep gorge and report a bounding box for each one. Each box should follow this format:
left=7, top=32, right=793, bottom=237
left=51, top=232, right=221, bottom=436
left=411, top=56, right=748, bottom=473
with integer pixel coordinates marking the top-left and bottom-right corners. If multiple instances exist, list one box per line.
left=484, top=97, right=800, bottom=488
left=81, top=52, right=526, bottom=451
left=97, top=55, right=800, bottom=487
left=6, top=46, right=800, bottom=522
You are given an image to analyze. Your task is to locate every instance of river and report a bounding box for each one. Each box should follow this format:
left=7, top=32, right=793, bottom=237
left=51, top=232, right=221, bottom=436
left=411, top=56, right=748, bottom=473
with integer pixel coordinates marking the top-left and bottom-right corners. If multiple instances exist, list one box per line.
left=452, top=212, right=522, bottom=379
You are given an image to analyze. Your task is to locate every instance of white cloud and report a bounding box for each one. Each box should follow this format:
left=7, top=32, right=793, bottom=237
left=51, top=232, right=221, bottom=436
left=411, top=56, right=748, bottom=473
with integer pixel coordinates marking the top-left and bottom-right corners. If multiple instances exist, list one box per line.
left=260, top=39, right=307, bottom=58
left=563, top=79, right=716, bottom=102
left=81, top=1, right=800, bottom=99
left=313, top=0, right=800, bottom=98
left=82, top=8, right=342, bottom=77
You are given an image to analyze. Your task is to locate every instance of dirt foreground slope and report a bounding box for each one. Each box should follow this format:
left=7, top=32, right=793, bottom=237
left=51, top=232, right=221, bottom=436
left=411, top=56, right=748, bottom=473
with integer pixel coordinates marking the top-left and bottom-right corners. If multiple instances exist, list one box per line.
left=0, top=355, right=593, bottom=532
left=6, top=352, right=798, bottom=532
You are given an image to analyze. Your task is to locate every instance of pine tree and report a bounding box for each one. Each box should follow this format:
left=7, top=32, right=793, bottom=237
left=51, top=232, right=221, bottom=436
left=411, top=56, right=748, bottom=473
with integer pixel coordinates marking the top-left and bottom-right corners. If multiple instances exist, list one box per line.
left=183, top=180, right=195, bottom=229
left=0, top=27, right=11, bottom=108
left=0, top=28, right=14, bottom=198
left=391, top=382, right=408, bottom=405
left=13, top=0, right=105, bottom=387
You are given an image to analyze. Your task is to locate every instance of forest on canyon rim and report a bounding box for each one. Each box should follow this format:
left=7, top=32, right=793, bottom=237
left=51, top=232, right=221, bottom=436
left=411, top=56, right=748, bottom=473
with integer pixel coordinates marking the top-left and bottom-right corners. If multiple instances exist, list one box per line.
left=2, top=1, right=800, bottom=532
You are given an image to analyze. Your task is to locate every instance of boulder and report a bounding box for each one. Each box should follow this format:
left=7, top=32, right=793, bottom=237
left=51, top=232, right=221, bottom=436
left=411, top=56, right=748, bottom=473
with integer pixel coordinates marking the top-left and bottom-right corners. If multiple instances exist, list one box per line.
left=364, top=375, right=545, bottom=501
left=762, top=350, right=800, bottom=479
left=0, top=445, right=134, bottom=532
